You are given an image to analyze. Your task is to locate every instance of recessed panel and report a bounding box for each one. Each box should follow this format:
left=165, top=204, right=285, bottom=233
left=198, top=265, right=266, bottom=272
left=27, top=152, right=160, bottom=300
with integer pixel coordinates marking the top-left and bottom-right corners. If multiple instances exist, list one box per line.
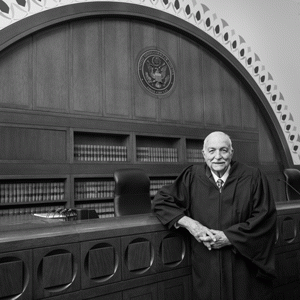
left=127, top=241, right=151, bottom=271
left=89, top=247, right=115, bottom=279
left=43, top=253, right=72, bottom=288
left=0, top=260, right=23, bottom=298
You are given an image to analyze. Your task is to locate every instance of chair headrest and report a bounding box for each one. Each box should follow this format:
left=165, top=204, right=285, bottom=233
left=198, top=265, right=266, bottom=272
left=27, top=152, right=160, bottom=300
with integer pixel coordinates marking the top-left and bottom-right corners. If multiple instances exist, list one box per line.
left=114, top=168, right=150, bottom=195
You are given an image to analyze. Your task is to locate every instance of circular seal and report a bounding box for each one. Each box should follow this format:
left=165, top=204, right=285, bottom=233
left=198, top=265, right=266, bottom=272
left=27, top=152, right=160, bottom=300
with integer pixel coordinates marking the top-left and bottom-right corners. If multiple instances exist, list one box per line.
left=138, top=49, right=175, bottom=96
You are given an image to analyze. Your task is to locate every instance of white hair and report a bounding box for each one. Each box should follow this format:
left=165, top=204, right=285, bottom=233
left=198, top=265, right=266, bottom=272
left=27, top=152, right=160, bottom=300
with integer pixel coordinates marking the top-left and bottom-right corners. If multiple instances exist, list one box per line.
left=203, top=131, right=233, bottom=151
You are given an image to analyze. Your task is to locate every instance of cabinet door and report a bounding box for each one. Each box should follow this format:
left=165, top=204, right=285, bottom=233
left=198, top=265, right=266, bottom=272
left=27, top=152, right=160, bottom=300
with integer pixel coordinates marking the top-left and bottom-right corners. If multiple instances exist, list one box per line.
left=0, top=249, right=32, bottom=300
left=158, top=276, right=192, bottom=300
left=33, top=243, right=80, bottom=299
left=123, top=283, right=157, bottom=300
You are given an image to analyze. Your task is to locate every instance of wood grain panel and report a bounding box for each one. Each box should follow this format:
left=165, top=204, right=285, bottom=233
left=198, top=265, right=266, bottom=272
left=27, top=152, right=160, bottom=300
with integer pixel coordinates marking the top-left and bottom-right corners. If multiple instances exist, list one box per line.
left=82, top=238, right=121, bottom=290
left=71, top=19, right=102, bottom=114
left=123, top=283, right=157, bottom=300
left=0, top=260, right=23, bottom=298
left=127, top=241, right=151, bottom=271
left=222, top=67, right=242, bottom=128
left=155, top=231, right=189, bottom=273
left=241, top=87, right=258, bottom=129
left=34, top=243, right=80, bottom=299
left=161, top=236, right=183, bottom=265
left=232, top=140, right=258, bottom=164
left=34, top=25, right=68, bottom=111
left=85, top=292, right=122, bottom=300
left=180, top=37, right=204, bottom=124
left=88, top=246, right=115, bottom=279
left=42, top=253, right=73, bottom=288
left=0, top=249, right=32, bottom=300
left=0, top=38, right=32, bottom=108
left=202, top=51, right=223, bottom=126
left=132, top=21, right=157, bottom=120
left=157, top=27, right=181, bottom=122
left=0, top=126, right=67, bottom=161
left=104, top=19, right=131, bottom=118
left=157, top=276, right=191, bottom=300
left=121, top=233, right=156, bottom=280
left=280, top=215, right=299, bottom=245
left=258, top=118, right=276, bottom=163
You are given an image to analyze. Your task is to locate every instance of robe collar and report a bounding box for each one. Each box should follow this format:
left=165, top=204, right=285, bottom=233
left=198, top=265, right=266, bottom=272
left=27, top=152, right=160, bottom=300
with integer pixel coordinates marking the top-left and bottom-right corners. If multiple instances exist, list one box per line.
left=211, top=165, right=231, bottom=184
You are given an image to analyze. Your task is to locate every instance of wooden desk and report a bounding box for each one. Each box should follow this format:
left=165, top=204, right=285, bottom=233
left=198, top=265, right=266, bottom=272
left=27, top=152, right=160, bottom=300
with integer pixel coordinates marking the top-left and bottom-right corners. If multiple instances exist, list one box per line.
left=1, top=202, right=300, bottom=300
left=0, top=214, right=191, bottom=300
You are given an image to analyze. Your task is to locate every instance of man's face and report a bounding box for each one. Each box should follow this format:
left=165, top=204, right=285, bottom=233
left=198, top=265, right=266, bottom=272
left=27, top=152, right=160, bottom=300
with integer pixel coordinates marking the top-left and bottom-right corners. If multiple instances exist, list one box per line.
left=202, top=133, right=234, bottom=177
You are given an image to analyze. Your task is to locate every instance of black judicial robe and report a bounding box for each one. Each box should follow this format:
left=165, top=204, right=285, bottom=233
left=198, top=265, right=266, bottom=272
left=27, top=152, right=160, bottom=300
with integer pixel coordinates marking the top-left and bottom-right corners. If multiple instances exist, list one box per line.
left=152, top=161, right=277, bottom=300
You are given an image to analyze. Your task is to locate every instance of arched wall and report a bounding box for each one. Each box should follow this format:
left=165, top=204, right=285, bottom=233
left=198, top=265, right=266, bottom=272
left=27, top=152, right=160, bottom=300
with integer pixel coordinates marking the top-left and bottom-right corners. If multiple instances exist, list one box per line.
left=0, top=0, right=294, bottom=167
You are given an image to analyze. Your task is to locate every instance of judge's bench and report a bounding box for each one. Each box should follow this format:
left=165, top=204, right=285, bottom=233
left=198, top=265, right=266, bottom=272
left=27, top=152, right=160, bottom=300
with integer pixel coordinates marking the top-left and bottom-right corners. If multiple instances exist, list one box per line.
left=0, top=202, right=300, bottom=300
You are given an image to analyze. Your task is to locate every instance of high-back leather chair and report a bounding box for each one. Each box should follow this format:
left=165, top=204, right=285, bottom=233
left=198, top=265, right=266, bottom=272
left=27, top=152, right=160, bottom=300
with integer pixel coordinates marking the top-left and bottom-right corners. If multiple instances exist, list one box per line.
left=113, top=168, right=151, bottom=216
left=283, top=168, right=300, bottom=201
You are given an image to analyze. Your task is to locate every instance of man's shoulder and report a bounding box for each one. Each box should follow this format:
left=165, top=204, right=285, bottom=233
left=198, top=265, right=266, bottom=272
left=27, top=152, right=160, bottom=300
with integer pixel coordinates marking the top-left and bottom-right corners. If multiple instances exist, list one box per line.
left=181, top=164, right=206, bottom=176
left=231, top=161, right=261, bottom=176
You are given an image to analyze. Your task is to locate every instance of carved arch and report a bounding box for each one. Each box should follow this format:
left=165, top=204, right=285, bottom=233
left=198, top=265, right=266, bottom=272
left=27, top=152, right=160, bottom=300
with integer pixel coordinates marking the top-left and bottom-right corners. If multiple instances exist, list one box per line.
left=0, top=1, right=292, bottom=166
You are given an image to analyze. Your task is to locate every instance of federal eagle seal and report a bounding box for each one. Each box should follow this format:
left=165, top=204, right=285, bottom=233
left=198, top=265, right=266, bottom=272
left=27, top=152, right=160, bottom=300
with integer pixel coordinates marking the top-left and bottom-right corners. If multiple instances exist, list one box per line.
left=138, top=49, right=175, bottom=96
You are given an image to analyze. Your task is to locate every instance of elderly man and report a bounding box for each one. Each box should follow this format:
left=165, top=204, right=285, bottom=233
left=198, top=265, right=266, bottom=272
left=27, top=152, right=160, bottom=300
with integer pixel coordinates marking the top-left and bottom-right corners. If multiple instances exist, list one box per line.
left=152, top=131, right=277, bottom=300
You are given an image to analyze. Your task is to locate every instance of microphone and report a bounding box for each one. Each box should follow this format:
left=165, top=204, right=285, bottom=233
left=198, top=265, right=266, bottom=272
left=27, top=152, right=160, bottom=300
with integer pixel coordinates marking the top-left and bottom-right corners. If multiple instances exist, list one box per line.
left=277, top=178, right=300, bottom=199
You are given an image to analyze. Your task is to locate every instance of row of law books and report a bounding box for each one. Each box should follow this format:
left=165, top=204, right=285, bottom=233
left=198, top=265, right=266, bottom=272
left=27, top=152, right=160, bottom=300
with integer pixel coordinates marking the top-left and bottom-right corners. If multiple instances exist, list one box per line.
left=76, top=202, right=114, bottom=218
left=74, top=180, right=115, bottom=200
left=150, top=179, right=175, bottom=196
left=0, top=205, right=63, bottom=217
left=187, top=149, right=204, bottom=162
left=74, top=144, right=127, bottom=162
left=137, top=147, right=178, bottom=162
left=0, top=182, right=65, bottom=204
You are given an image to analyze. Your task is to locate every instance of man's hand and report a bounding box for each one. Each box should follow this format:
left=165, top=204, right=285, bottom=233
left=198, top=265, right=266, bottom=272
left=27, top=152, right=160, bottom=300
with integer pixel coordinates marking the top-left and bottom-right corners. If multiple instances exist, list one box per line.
left=201, top=229, right=231, bottom=249
left=177, top=216, right=216, bottom=250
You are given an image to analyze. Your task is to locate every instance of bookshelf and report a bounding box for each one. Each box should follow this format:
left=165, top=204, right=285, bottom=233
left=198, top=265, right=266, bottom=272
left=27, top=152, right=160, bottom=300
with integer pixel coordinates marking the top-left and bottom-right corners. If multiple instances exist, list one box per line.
left=150, top=176, right=176, bottom=197
left=74, top=176, right=115, bottom=218
left=74, top=131, right=130, bottom=163
left=136, top=135, right=181, bottom=163
left=0, top=129, right=206, bottom=218
left=0, top=177, right=67, bottom=216
left=0, top=13, right=283, bottom=217
left=186, top=139, right=205, bottom=163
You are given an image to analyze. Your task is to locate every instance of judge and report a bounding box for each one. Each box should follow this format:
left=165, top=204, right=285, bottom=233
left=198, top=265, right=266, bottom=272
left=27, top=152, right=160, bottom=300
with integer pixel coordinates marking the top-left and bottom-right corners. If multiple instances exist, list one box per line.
left=152, top=131, right=277, bottom=300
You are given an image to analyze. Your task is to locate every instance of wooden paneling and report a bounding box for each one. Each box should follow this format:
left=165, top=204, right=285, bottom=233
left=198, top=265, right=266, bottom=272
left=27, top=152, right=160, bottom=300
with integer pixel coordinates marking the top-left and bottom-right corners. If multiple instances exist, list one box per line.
left=202, top=50, right=223, bottom=126
left=258, top=118, right=277, bottom=163
left=0, top=260, right=23, bottom=298
left=132, top=21, right=157, bottom=120
left=122, top=233, right=156, bottom=280
left=104, top=19, right=131, bottom=118
left=34, top=25, right=69, bottom=111
left=123, top=283, right=157, bottom=300
left=42, top=252, right=73, bottom=288
left=155, top=231, right=189, bottom=272
left=181, top=37, right=204, bottom=125
left=81, top=238, right=121, bottom=289
left=157, top=276, right=191, bottom=300
left=71, top=19, right=102, bottom=114
left=0, top=126, right=67, bottom=161
left=241, top=87, right=258, bottom=130
left=0, top=38, right=32, bottom=109
left=157, top=27, right=181, bottom=122
left=222, top=67, right=242, bottom=128
left=33, top=243, right=80, bottom=299
left=0, top=249, right=32, bottom=300
left=232, top=140, right=259, bottom=164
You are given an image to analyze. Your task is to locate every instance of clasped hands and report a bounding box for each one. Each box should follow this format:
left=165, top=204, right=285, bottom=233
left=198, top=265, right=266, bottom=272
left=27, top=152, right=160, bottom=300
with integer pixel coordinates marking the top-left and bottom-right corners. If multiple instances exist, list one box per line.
left=177, top=216, right=231, bottom=250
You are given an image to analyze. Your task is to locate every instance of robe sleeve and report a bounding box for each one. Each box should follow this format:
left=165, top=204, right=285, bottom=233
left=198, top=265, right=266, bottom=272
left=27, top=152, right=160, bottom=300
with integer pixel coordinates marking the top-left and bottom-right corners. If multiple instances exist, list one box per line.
left=152, top=165, right=193, bottom=229
left=223, top=168, right=277, bottom=280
